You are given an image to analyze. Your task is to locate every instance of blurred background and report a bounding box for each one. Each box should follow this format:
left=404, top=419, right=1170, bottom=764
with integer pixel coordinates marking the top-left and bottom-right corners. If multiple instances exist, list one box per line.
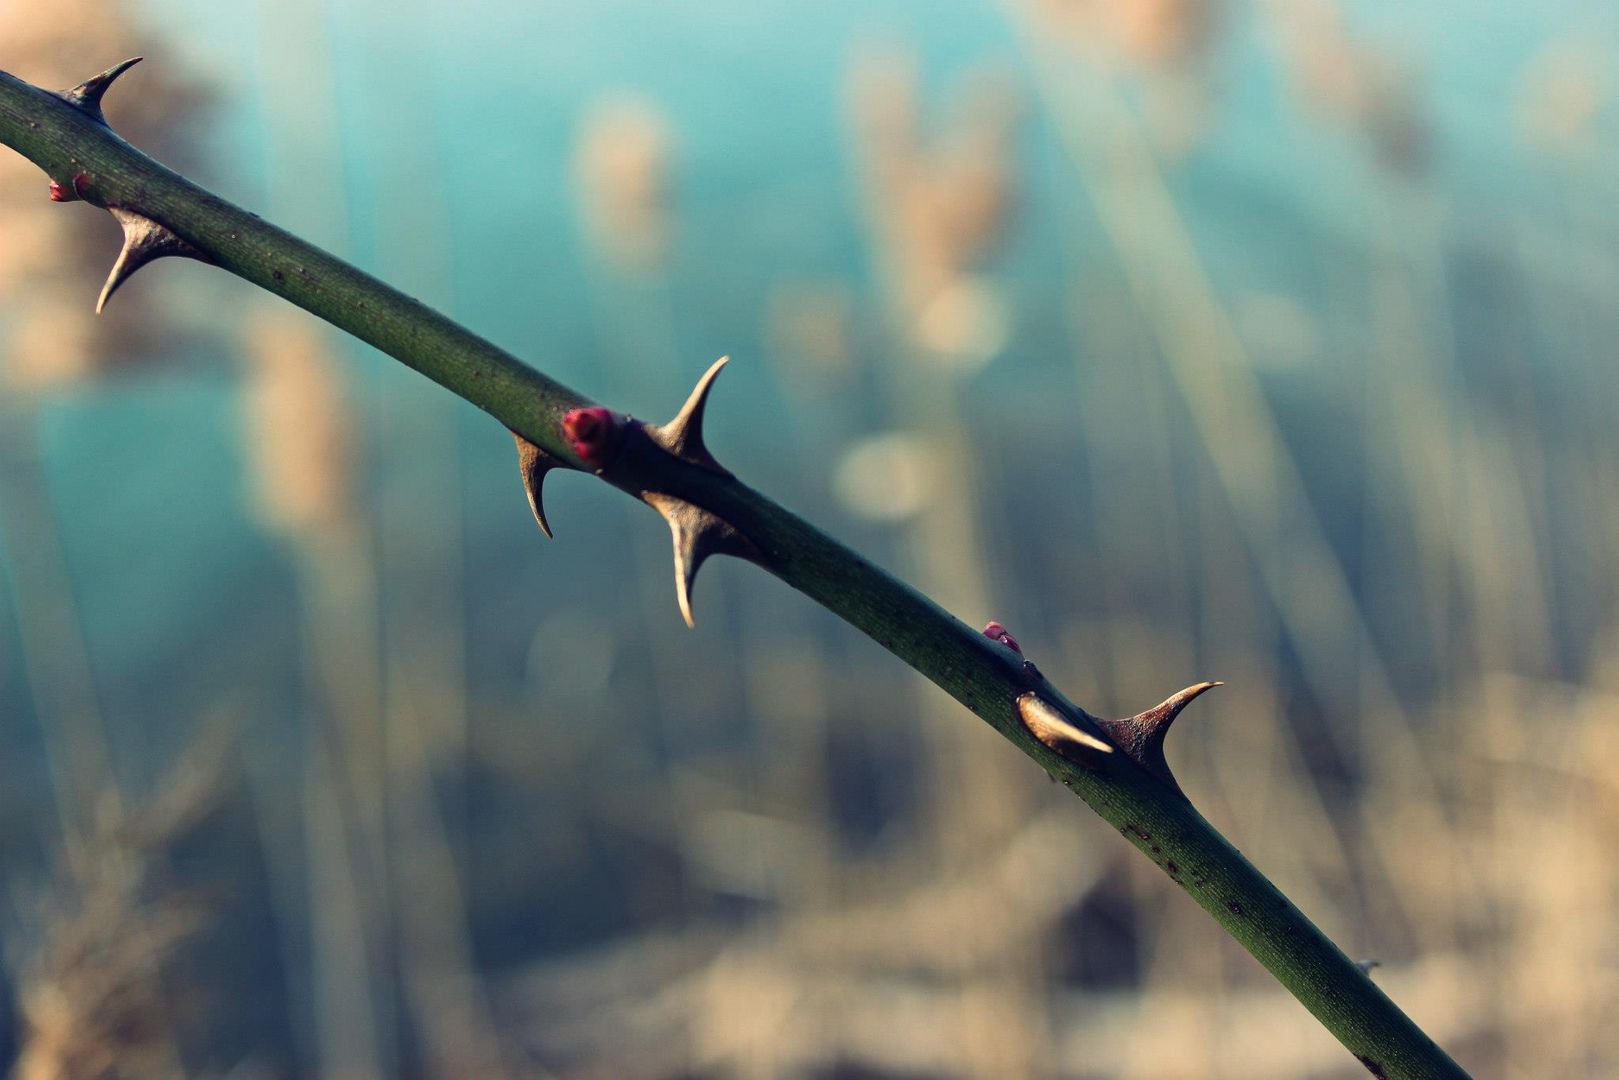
left=1, top=0, right=1616, bottom=1076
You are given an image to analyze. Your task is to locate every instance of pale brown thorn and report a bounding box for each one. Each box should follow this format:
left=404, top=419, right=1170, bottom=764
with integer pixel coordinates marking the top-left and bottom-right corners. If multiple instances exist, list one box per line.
left=512, top=432, right=563, bottom=538
left=97, top=208, right=209, bottom=314
left=651, top=355, right=730, bottom=473
left=643, top=491, right=759, bottom=627
left=639, top=356, right=763, bottom=623
left=1096, top=680, right=1222, bottom=795
left=1017, top=693, right=1115, bottom=762
left=1135, top=680, right=1222, bottom=739
left=62, top=57, right=144, bottom=123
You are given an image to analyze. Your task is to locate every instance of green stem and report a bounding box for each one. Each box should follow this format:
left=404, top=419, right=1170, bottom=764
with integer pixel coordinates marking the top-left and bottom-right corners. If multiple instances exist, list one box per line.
left=0, top=64, right=1467, bottom=1079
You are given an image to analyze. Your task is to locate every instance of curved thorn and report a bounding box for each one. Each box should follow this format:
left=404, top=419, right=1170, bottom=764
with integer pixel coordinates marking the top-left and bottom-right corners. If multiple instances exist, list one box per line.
left=61, top=57, right=144, bottom=122
left=1096, top=680, right=1222, bottom=794
left=673, top=538, right=700, bottom=629
left=1135, top=680, right=1222, bottom=739
left=1017, top=693, right=1114, bottom=761
left=512, top=432, right=563, bottom=538
left=1357, top=959, right=1381, bottom=978
left=652, top=355, right=730, bottom=473
left=644, top=491, right=759, bottom=627
left=97, top=208, right=208, bottom=314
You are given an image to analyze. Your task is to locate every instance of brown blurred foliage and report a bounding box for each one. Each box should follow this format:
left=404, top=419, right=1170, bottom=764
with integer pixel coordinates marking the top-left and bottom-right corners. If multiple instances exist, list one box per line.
left=0, top=0, right=208, bottom=391
left=240, top=309, right=358, bottom=545
left=1268, top=0, right=1429, bottom=174
left=574, top=94, right=675, bottom=274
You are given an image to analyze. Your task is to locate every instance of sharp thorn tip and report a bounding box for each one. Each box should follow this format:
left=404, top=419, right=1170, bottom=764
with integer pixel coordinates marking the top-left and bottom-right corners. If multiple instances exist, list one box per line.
left=1132, top=681, right=1223, bottom=732
left=644, top=490, right=760, bottom=630
left=654, top=355, right=733, bottom=472
left=95, top=209, right=209, bottom=313
left=64, top=57, right=145, bottom=119
left=513, top=433, right=562, bottom=539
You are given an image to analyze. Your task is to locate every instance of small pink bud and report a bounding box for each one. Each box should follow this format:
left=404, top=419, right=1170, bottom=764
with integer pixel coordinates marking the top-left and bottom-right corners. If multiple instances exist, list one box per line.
left=48, top=180, right=75, bottom=202
left=562, top=406, right=625, bottom=467
left=983, top=620, right=1021, bottom=654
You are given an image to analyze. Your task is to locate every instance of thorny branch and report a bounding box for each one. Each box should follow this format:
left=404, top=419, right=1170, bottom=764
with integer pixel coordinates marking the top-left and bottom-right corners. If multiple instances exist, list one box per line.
left=0, top=58, right=1469, bottom=1078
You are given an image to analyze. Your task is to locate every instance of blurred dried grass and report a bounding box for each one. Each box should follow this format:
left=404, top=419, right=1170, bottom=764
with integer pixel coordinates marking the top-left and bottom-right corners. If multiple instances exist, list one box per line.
left=1265, top=0, right=1429, bottom=174
left=1028, top=0, right=1223, bottom=152
left=575, top=95, right=675, bottom=276
left=0, top=9, right=221, bottom=1075
left=0, top=0, right=206, bottom=391
left=1514, top=37, right=1611, bottom=159
left=242, top=310, right=358, bottom=545
left=11, top=742, right=225, bottom=1080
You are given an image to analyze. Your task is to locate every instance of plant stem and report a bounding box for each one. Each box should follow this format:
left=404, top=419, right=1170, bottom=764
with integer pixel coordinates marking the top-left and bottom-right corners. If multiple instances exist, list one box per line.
left=0, top=64, right=1468, bottom=1078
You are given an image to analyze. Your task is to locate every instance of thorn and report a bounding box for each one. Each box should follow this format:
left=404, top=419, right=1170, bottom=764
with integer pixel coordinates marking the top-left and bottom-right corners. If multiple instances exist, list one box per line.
left=512, top=432, right=566, bottom=538
left=1130, top=681, right=1222, bottom=740
left=61, top=57, right=144, bottom=123
left=97, top=208, right=209, bottom=314
left=643, top=492, right=760, bottom=627
left=649, top=355, right=730, bottom=473
left=562, top=406, right=627, bottom=469
left=983, top=620, right=1022, bottom=654
left=1017, top=693, right=1114, bottom=763
left=1096, top=681, right=1222, bottom=795
left=1357, top=959, right=1381, bottom=977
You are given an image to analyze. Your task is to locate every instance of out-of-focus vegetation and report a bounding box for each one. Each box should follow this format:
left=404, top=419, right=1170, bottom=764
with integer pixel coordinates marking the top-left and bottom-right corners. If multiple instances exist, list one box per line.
left=0, top=0, right=1616, bottom=1076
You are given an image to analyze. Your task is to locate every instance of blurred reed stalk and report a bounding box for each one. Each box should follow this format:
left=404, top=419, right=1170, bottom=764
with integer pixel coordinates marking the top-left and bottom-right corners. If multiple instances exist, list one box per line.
left=0, top=8, right=206, bottom=1071
left=0, top=0, right=204, bottom=870
left=1033, top=3, right=1370, bottom=1030
left=242, top=307, right=506, bottom=1078
left=244, top=6, right=393, bottom=1073
left=756, top=284, right=858, bottom=900
left=1027, top=0, right=1223, bottom=155
left=1013, top=0, right=1470, bottom=1062
left=242, top=306, right=392, bottom=1080
left=1010, top=0, right=1417, bottom=770
left=10, top=743, right=224, bottom=1080
left=573, top=91, right=844, bottom=1074
left=247, top=2, right=509, bottom=1068
left=847, top=53, right=1052, bottom=1077
left=1013, top=0, right=1466, bottom=934
left=1010, top=10, right=1323, bottom=1065
left=0, top=418, right=122, bottom=861
left=573, top=90, right=746, bottom=941
left=357, top=11, right=510, bottom=1071
left=1016, top=3, right=1619, bottom=1072
left=1263, top=0, right=1551, bottom=962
